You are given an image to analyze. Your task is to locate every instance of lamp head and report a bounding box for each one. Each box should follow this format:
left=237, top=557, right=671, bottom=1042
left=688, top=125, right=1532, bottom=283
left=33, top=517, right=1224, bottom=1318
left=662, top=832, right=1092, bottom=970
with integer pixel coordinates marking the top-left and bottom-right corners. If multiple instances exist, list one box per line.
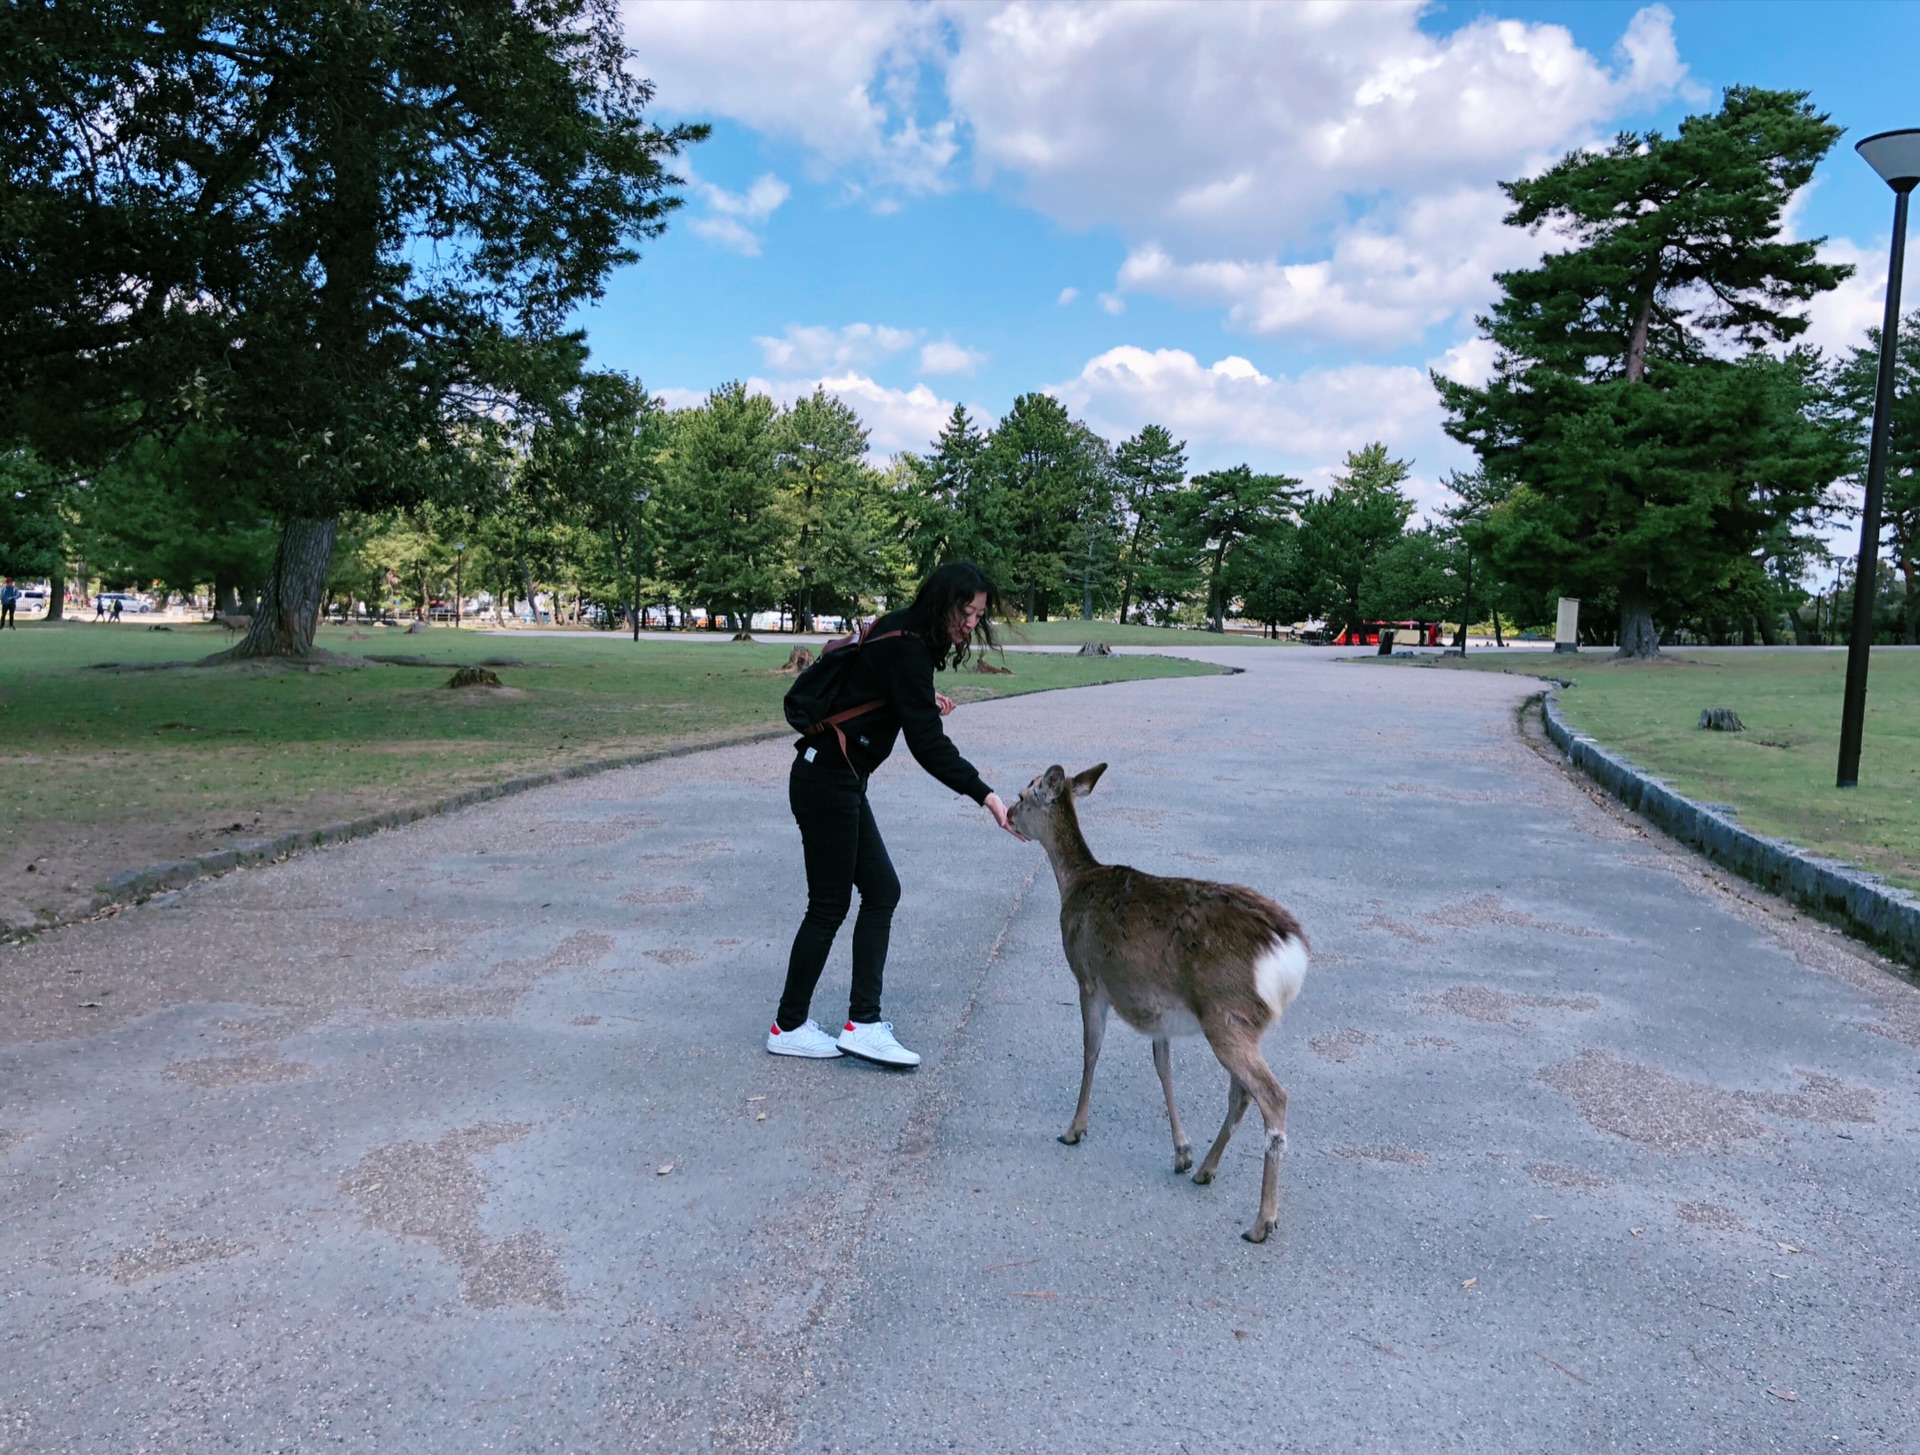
left=1858, top=129, right=1920, bottom=193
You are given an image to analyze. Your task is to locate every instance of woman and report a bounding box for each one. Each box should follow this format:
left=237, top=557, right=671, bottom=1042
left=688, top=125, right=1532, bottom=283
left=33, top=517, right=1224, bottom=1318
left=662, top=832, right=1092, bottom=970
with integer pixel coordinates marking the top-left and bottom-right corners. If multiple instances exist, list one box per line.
left=769, top=561, right=1019, bottom=1067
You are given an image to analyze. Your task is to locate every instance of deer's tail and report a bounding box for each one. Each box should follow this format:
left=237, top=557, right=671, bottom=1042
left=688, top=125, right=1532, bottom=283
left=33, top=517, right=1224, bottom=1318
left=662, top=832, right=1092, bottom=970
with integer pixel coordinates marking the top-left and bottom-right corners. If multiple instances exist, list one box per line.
left=1253, top=932, right=1309, bottom=1020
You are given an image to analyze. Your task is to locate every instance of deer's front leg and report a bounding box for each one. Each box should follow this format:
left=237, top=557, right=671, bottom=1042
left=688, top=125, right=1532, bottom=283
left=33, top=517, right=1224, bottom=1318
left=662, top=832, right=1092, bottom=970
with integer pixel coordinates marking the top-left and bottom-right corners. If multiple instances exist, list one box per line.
left=1152, top=1037, right=1192, bottom=1172
left=1059, top=986, right=1108, bottom=1146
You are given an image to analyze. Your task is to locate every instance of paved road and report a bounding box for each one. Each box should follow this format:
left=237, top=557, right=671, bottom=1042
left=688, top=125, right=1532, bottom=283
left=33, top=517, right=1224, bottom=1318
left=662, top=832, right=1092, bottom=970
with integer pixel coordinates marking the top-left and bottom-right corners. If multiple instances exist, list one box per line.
left=4, top=650, right=1918, bottom=1453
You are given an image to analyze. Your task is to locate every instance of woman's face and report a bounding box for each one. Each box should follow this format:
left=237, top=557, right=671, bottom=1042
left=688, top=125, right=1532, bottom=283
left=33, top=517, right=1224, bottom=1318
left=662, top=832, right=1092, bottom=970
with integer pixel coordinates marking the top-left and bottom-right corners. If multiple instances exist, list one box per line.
left=947, top=591, right=988, bottom=646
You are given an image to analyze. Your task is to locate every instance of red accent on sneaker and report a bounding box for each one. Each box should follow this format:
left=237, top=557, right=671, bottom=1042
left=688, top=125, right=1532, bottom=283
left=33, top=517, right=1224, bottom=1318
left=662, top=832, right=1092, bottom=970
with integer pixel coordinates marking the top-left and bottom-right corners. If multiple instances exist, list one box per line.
left=845, top=1021, right=857, bottom=1031
left=769, top=1023, right=781, bottom=1036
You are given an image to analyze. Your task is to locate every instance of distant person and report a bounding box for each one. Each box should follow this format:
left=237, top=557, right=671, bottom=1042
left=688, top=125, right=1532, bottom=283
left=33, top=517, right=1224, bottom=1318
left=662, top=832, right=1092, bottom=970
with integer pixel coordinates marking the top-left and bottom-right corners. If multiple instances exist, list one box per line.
left=109, top=596, right=122, bottom=622
left=767, top=560, right=1020, bottom=1068
left=93, top=594, right=107, bottom=621
left=0, top=579, right=16, bottom=629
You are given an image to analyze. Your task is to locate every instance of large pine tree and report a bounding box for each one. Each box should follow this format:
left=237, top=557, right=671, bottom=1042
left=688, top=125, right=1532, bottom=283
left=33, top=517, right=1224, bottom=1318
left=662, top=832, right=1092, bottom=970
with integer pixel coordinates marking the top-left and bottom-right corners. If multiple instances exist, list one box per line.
left=1435, top=88, right=1851, bottom=656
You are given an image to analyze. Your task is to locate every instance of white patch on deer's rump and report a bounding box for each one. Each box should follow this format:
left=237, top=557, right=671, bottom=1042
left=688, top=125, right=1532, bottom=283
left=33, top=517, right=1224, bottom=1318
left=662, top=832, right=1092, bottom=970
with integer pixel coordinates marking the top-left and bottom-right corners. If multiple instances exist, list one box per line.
left=1255, top=937, right=1308, bottom=1018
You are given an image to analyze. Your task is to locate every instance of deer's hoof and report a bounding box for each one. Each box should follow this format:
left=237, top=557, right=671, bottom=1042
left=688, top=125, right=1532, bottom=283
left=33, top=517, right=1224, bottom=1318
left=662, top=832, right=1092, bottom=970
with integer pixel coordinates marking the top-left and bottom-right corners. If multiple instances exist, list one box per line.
left=1058, top=1130, right=1084, bottom=1146
left=1242, top=1219, right=1276, bottom=1245
left=1191, top=1168, right=1214, bottom=1186
left=1173, top=1145, right=1193, bottom=1174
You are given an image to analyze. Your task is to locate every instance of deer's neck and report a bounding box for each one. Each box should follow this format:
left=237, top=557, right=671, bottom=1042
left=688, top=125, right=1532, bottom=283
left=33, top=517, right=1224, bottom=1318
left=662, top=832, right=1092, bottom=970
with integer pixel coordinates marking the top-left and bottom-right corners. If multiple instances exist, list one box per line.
left=1042, top=805, right=1100, bottom=895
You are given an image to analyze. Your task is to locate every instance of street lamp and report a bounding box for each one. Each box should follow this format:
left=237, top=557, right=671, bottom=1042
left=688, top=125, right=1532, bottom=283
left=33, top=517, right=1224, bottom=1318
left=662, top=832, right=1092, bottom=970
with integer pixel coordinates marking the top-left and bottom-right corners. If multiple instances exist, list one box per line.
left=1837, top=128, right=1920, bottom=789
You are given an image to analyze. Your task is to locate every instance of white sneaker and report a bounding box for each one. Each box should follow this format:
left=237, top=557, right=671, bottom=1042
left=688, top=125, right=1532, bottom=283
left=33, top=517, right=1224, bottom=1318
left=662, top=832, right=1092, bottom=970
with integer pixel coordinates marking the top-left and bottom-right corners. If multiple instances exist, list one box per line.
left=837, top=1020, right=921, bottom=1068
left=766, top=1019, right=843, bottom=1058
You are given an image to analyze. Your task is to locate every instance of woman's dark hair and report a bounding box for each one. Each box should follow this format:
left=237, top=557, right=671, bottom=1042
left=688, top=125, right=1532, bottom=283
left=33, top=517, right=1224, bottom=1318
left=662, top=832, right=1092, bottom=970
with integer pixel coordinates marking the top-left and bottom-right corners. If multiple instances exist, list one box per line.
left=905, top=561, right=999, bottom=670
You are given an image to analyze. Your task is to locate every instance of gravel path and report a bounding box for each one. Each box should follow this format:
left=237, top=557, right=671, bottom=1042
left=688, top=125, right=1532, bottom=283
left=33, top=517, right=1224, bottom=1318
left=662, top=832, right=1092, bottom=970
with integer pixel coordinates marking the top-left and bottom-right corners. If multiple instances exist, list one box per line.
left=3, top=648, right=1917, bottom=1453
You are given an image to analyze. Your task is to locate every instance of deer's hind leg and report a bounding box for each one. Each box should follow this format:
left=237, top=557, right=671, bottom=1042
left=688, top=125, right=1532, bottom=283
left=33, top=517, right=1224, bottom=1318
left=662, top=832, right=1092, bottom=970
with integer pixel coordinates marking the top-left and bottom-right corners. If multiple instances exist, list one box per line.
left=1151, top=1037, right=1193, bottom=1172
left=1193, top=1077, right=1250, bottom=1186
left=1059, top=984, right=1109, bottom=1146
left=1203, top=1019, right=1291, bottom=1244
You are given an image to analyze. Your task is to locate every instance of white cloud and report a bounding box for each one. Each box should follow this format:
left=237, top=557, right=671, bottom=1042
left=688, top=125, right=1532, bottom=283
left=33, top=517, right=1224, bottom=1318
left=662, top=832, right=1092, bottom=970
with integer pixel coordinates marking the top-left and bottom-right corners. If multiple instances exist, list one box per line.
left=685, top=169, right=790, bottom=255
left=1048, top=344, right=1476, bottom=512
left=1116, top=188, right=1543, bottom=348
left=754, top=322, right=918, bottom=372
left=1057, top=286, right=1079, bottom=306
left=1797, top=233, right=1920, bottom=360
left=918, top=339, right=987, bottom=376
left=1098, top=292, right=1126, bottom=316
left=944, top=2, right=1685, bottom=249
left=624, top=0, right=956, bottom=193
left=743, top=373, right=957, bottom=456
left=662, top=372, right=960, bottom=457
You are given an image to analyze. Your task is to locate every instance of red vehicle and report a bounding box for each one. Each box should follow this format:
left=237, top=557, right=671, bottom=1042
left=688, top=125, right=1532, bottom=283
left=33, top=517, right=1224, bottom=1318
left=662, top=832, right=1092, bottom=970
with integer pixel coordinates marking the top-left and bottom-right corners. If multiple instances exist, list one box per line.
left=1330, top=620, right=1444, bottom=647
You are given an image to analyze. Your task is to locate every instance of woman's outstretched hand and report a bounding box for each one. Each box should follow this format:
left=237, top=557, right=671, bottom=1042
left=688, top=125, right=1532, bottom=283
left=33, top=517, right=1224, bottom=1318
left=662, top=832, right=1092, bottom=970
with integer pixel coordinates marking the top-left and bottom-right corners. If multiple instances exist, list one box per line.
left=985, top=793, right=1024, bottom=840
left=935, top=692, right=956, bottom=716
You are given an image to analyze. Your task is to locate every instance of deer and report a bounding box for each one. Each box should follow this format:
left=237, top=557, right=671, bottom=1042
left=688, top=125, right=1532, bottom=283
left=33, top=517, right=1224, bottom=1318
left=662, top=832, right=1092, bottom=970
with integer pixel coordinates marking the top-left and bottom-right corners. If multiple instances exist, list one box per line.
left=1008, top=764, right=1309, bottom=1243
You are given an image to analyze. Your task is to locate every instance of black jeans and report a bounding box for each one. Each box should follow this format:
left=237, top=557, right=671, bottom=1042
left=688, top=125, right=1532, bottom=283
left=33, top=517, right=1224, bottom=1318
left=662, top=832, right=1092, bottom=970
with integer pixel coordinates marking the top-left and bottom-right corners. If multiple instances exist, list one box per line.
left=776, top=750, right=901, bottom=1031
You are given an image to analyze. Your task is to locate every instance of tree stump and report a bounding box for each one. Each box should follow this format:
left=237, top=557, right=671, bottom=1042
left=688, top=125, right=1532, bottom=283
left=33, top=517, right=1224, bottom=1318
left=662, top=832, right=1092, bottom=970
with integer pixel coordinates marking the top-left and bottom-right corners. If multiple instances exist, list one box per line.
left=780, top=646, right=815, bottom=673
left=447, top=666, right=503, bottom=689
left=732, top=630, right=755, bottom=642
left=1698, top=708, right=1745, bottom=732
left=973, top=657, right=1013, bottom=675
left=1076, top=642, right=1114, bottom=656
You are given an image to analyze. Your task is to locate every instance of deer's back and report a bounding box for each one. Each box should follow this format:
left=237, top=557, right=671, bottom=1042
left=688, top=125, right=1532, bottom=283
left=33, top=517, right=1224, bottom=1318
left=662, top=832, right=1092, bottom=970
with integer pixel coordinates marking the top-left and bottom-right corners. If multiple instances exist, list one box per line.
left=1060, top=864, right=1303, bottom=1034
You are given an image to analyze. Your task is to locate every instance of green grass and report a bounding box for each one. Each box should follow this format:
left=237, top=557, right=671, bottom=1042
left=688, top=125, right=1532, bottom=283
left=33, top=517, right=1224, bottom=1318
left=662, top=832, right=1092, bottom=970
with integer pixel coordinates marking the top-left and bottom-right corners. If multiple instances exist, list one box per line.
left=0, top=619, right=1222, bottom=925
left=997, top=619, right=1284, bottom=647
left=1386, top=647, right=1920, bottom=890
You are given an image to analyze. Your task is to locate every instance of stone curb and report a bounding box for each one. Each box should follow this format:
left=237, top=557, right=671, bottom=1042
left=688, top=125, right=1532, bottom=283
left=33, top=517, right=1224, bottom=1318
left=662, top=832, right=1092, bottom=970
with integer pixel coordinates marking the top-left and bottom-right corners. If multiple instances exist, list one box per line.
left=1540, top=690, right=1920, bottom=970
left=91, top=725, right=795, bottom=911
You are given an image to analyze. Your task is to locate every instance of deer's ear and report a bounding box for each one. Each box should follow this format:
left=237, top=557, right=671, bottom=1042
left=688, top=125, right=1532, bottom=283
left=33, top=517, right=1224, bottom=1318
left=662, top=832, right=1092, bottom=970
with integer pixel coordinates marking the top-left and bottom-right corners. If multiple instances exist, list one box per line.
left=1041, top=765, right=1068, bottom=797
left=1070, top=763, right=1107, bottom=798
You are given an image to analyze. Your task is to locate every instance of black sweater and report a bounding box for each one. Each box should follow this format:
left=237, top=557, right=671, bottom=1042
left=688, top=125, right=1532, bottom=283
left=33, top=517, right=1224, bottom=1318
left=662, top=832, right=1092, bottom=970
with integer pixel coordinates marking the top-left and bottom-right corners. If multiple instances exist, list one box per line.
left=804, top=611, right=992, bottom=803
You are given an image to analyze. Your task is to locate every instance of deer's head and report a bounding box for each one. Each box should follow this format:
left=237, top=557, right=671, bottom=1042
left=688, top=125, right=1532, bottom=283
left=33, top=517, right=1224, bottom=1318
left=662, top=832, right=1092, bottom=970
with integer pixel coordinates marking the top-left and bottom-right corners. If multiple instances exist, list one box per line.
left=1009, top=763, right=1107, bottom=847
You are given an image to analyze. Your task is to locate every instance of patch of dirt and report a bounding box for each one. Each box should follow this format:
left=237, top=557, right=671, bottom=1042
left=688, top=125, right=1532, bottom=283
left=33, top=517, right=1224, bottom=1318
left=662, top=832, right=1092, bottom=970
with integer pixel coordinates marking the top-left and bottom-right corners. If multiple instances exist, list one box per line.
left=621, top=885, right=699, bottom=906
left=95, top=1233, right=251, bottom=1285
left=571, top=1015, right=601, bottom=1026
left=1308, top=1027, right=1374, bottom=1064
left=1421, top=986, right=1600, bottom=1025
left=163, top=1050, right=314, bottom=1087
left=341, top=1121, right=566, bottom=1310
left=1526, top=1162, right=1611, bottom=1192
left=1356, top=916, right=1437, bottom=945
left=1427, top=893, right=1606, bottom=939
left=1736, top=1070, right=1876, bottom=1126
left=2, top=903, right=612, bottom=1043
left=644, top=948, right=701, bottom=966
left=1678, top=1201, right=1746, bottom=1233
left=1334, top=1145, right=1427, bottom=1167
left=1539, top=1050, right=1765, bottom=1153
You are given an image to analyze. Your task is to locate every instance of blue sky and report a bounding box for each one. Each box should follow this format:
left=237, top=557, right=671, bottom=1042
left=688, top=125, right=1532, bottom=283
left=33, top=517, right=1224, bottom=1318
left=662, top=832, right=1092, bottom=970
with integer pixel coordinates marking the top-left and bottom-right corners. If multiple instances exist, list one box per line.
left=581, top=1, right=1920, bottom=512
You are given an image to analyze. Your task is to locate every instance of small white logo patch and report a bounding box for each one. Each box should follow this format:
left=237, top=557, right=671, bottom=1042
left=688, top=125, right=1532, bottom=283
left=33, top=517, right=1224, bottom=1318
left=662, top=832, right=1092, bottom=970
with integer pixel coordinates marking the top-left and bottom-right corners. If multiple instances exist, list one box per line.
left=804, top=747, right=817, bottom=763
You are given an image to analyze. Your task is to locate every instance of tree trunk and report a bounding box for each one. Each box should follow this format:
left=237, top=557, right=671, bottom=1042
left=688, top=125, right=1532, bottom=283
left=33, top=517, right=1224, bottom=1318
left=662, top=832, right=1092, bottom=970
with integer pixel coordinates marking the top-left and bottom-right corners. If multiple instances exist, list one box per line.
left=46, top=569, right=65, bottom=621
left=1902, top=554, right=1917, bottom=645
left=218, top=517, right=337, bottom=659
left=1757, top=612, right=1781, bottom=647
left=1616, top=575, right=1661, bottom=659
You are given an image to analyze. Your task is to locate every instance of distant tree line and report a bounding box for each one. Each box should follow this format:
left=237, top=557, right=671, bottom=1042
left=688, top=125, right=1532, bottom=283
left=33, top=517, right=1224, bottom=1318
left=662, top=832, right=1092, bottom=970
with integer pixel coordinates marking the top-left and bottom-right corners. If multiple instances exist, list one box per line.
left=3, top=32, right=1912, bottom=652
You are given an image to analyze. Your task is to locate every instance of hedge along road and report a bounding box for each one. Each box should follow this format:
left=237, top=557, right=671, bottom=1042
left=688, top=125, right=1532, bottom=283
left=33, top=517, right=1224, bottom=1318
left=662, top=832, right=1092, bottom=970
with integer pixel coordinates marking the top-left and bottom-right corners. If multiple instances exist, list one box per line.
left=2, top=648, right=1917, bottom=1453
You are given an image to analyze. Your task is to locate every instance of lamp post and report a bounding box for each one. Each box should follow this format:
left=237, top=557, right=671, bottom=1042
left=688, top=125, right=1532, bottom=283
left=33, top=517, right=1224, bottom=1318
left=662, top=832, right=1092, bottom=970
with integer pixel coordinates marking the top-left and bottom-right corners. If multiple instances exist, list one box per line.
left=452, top=542, right=466, bottom=630
left=1837, top=129, right=1920, bottom=789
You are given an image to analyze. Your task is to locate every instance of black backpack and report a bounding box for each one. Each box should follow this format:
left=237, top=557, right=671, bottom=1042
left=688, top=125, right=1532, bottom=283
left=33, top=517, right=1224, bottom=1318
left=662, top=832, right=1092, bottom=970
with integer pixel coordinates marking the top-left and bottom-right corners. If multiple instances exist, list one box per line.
left=783, top=624, right=906, bottom=758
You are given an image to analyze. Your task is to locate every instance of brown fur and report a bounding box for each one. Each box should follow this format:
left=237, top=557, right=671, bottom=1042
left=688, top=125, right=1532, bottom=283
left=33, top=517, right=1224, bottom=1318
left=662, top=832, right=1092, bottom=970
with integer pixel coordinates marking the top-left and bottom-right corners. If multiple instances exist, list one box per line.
left=1010, top=763, right=1309, bottom=1243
